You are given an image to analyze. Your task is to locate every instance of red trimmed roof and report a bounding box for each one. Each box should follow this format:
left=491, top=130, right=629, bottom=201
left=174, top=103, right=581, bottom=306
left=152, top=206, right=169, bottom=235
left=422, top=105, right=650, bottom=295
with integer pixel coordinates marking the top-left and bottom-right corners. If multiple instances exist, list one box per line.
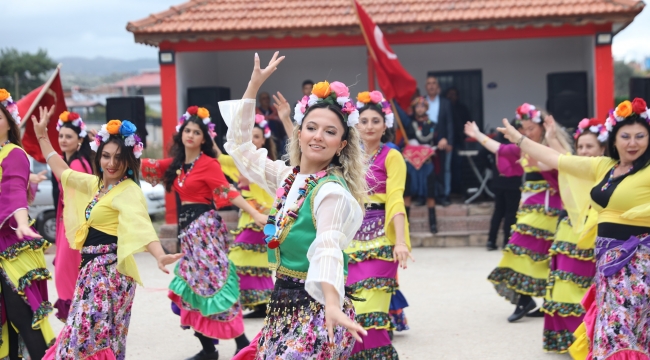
left=127, top=0, right=644, bottom=46
left=112, top=71, right=160, bottom=88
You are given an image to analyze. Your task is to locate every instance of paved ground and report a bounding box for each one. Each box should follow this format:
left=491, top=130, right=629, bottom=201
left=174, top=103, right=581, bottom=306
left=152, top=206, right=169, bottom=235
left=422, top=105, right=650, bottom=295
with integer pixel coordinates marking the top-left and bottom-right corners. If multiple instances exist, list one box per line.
left=45, top=248, right=570, bottom=359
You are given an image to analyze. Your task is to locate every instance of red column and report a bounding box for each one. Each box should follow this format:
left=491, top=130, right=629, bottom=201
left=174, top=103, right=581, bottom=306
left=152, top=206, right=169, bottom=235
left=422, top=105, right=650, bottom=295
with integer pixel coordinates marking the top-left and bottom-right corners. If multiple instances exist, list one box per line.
left=594, top=43, right=614, bottom=119
left=160, top=58, right=178, bottom=224
left=367, top=50, right=376, bottom=91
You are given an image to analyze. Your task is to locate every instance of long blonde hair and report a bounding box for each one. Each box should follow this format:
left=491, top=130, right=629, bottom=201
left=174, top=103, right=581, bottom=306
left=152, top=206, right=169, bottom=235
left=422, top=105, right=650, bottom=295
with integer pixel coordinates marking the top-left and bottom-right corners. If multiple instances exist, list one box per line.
left=284, top=107, right=368, bottom=210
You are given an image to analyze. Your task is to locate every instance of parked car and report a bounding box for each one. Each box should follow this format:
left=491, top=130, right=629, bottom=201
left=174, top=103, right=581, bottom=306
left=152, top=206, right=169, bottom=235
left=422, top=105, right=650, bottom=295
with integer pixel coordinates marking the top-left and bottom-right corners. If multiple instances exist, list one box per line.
left=27, top=157, right=166, bottom=243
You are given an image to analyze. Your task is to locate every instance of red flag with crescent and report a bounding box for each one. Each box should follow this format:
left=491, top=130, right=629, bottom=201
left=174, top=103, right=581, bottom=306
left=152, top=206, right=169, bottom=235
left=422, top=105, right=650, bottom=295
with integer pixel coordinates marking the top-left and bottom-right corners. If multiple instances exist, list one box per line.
left=17, top=66, right=65, bottom=162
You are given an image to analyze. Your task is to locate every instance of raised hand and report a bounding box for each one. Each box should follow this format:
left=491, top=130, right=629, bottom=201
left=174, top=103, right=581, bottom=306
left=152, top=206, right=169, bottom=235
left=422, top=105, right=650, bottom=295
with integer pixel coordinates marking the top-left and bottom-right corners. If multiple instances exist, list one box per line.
left=497, top=118, right=523, bottom=144
left=464, top=121, right=481, bottom=139
left=273, top=92, right=291, bottom=123
left=249, top=52, right=285, bottom=89
left=543, top=115, right=557, bottom=140
left=32, top=105, right=56, bottom=138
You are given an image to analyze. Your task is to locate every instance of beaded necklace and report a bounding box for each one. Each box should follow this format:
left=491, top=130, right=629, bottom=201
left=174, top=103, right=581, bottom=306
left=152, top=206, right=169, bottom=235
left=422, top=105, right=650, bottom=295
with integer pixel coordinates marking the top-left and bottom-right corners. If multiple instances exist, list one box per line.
left=601, top=163, right=633, bottom=191
left=85, top=176, right=128, bottom=220
left=176, top=152, right=202, bottom=188
left=367, top=144, right=384, bottom=166
left=263, top=167, right=328, bottom=249
left=0, top=140, right=11, bottom=152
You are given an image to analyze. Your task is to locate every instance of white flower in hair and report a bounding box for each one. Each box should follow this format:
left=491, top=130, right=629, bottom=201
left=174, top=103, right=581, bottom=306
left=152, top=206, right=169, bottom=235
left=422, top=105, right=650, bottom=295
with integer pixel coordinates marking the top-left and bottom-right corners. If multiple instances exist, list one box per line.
left=336, top=97, right=350, bottom=107
left=356, top=101, right=365, bottom=108
left=97, top=126, right=110, bottom=140
left=124, top=135, right=136, bottom=147
left=175, top=125, right=181, bottom=132
left=385, top=113, right=395, bottom=128
left=347, top=110, right=359, bottom=127
left=294, top=103, right=305, bottom=125
left=79, top=129, right=87, bottom=138
left=642, top=110, right=650, bottom=120
left=90, top=139, right=99, bottom=152
left=307, top=94, right=318, bottom=107
left=597, top=132, right=609, bottom=142
left=589, top=126, right=600, bottom=133
left=202, top=118, right=211, bottom=125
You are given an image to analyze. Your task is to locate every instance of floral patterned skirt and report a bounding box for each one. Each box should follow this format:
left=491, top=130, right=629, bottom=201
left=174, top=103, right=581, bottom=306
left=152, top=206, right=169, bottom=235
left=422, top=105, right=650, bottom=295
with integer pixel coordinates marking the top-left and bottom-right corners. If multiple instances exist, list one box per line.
left=168, top=208, right=244, bottom=340
left=248, top=275, right=356, bottom=360
left=44, top=243, right=135, bottom=360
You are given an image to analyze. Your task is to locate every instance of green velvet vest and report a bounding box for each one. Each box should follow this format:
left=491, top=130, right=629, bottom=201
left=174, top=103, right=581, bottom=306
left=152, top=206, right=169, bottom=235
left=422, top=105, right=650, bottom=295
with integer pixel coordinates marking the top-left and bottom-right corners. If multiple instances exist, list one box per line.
left=268, top=174, right=350, bottom=280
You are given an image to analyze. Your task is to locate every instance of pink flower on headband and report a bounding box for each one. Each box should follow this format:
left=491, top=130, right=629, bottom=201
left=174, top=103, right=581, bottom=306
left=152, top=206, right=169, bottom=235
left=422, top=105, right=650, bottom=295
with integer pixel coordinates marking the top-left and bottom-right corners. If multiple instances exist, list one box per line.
left=330, top=81, right=350, bottom=98
left=369, top=91, right=383, bottom=104
left=255, top=114, right=266, bottom=123
left=342, top=102, right=357, bottom=114
left=578, top=119, right=590, bottom=129
left=519, top=103, right=531, bottom=114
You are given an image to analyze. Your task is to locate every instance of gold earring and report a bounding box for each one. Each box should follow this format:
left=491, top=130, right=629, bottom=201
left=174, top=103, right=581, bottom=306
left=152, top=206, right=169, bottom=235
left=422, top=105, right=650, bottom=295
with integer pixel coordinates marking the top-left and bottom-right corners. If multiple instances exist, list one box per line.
left=336, top=151, right=341, bottom=156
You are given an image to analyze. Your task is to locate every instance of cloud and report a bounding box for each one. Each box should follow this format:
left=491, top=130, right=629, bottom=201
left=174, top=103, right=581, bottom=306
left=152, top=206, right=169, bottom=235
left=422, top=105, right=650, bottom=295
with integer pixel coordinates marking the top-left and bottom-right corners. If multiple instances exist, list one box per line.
left=613, top=6, right=650, bottom=62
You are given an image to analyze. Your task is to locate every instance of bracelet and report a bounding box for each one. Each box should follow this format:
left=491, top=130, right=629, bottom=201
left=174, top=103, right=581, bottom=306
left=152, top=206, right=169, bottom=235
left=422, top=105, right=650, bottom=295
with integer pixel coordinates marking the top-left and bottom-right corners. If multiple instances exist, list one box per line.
left=37, top=135, right=48, bottom=142
left=481, top=137, right=489, bottom=145
left=45, top=151, right=58, bottom=163
left=516, top=135, right=527, bottom=147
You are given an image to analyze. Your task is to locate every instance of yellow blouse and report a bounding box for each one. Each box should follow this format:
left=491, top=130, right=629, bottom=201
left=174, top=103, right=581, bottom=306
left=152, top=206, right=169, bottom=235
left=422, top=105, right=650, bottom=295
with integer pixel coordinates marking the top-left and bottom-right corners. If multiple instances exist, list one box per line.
left=218, top=154, right=240, bottom=183
left=61, top=169, right=159, bottom=285
left=558, top=155, right=650, bottom=234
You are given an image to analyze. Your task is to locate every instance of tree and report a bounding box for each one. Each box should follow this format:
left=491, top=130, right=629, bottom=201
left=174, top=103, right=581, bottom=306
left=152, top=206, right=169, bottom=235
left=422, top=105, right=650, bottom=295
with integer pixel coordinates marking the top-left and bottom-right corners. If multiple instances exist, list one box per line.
left=0, top=48, right=57, bottom=98
left=614, top=60, right=635, bottom=99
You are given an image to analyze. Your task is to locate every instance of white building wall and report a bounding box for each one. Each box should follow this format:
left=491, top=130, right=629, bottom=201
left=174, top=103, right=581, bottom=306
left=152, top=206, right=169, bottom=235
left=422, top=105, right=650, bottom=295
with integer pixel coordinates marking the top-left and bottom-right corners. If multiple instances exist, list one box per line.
left=176, top=36, right=594, bottom=130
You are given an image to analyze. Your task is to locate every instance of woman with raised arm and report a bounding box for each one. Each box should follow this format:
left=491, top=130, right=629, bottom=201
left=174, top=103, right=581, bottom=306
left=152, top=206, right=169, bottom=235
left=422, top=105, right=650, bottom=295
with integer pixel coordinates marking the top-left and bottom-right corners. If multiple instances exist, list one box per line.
left=498, top=98, right=650, bottom=360
left=541, top=118, right=606, bottom=353
left=52, top=111, right=94, bottom=321
left=464, top=103, right=573, bottom=322
left=33, top=106, right=180, bottom=360
left=0, top=89, right=54, bottom=360
left=225, top=52, right=367, bottom=359
left=141, top=106, right=259, bottom=359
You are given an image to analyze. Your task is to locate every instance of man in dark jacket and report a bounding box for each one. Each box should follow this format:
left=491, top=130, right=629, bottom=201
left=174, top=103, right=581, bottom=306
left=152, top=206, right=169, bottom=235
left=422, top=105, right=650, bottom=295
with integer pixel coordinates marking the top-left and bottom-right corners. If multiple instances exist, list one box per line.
left=425, top=75, right=453, bottom=205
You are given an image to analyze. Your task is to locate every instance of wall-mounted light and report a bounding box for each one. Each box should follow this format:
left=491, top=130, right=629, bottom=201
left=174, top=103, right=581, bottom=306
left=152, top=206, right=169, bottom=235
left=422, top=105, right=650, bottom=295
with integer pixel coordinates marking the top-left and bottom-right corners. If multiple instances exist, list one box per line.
left=595, top=33, right=613, bottom=46
left=159, top=51, right=175, bottom=65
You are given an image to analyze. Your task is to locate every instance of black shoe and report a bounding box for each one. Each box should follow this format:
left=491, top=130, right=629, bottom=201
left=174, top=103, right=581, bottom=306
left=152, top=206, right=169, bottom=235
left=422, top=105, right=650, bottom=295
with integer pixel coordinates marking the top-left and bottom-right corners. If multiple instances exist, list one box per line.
left=428, top=207, right=438, bottom=234
left=507, top=299, right=536, bottom=323
left=388, top=330, right=393, bottom=341
left=414, top=198, right=425, bottom=206
left=186, top=350, right=219, bottom=360
left=526, top=309, right=544, bottom=317
left=486, top=243, right=498, bottom=251
left=441, top=198, right=451, bottom=206
left=243, top=305, right=267, bottom=319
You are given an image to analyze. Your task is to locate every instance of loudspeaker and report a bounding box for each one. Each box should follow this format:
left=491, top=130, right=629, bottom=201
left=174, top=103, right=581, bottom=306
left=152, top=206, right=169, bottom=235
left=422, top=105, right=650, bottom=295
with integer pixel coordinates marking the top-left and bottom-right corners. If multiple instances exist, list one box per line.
left=546, top=72, right=589, bottom=128
left=630, top=77, right=650, bottom=103
left=106, top=97, right=147, bottom=148
left=187, top=87, right=231, bottom=151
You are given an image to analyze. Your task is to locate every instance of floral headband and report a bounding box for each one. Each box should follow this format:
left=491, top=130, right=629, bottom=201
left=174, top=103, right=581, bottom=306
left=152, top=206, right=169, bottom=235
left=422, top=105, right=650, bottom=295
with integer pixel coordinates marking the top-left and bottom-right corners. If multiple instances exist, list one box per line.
left=294, top=81, right=359, bottom=127
left=516, top=103, right=542, bottom=124
left=574, top=118, right=608, bottom=142
left=605, top=98, right=650, bottom=132
left=57, top=111, right=87, bottom=137
left=91, top=120, right=143, bottom=158
left=177, top=105, right=216, bottom=139
left=0, top=89, right=21, bottom=125
left=411, top=96, right=429, bottom=109
left=255, top=114, right=272, bottom=139
left=356, top=90, right=394, bottom=128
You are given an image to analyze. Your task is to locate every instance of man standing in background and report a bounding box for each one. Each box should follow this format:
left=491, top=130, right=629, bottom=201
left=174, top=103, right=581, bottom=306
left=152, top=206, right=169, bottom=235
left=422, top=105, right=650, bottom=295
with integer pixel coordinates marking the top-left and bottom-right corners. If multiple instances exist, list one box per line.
left=425, top=75, right=453, bottom=206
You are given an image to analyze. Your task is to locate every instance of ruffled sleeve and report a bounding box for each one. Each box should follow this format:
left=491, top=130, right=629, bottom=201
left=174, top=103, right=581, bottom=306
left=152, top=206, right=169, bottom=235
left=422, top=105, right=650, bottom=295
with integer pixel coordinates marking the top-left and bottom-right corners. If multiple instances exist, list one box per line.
left=141, top=158, right=173, bottom=187
left=305, top=183, right=363, bottom=307
left=558, top=155, right=615, bottom=233
left=112, top=184, right=159, bottom=285
left=495, top=144, right=523, bottom=177
left=61, top=169, right=98, bottom=248
left=384, top=149, right=410, bottom=250
left=0, top=148, right=30, bottom=228
left=222, top=99, right=292, bottom=196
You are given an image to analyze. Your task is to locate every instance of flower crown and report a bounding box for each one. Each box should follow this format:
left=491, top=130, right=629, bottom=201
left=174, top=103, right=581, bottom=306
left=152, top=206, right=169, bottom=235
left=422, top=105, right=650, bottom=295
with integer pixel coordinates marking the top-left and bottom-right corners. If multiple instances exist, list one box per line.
left=91, top=120, right=143, bottom=158
left=574, top=118, right=608, bottom=142
left=255, top=114, right=272, bottom=139
left=605, top=98, right=650, bottom=132
left=356, top=90, right=394, bottom=128
left=57, top=111, right=88, bottom=137
left=0, top=89, right=21, bottom=125
left=294, top=81, right=359, bottom=127
left=177, top=106, right=216, bottom=139
left=516, top=103, right=542, bottom=124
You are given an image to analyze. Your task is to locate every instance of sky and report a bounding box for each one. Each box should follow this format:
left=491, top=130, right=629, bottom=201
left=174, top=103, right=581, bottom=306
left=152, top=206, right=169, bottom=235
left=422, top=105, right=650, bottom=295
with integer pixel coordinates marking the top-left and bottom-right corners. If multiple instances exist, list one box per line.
left=5, top=0, right=650, bottom=62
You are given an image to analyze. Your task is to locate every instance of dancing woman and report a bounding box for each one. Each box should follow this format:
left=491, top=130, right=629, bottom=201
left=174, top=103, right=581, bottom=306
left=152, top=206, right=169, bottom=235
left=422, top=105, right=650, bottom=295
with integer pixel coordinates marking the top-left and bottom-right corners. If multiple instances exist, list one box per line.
left=541, top=118, right=606, bottom=353
left=226, top=52, right=367, bottom=359
left=499, top=98, right=650, bottom=360
left=141, top=106, right=259, bottom=359
left=33, top=107, right=180, bottom=359
left=464, top=103, right=573, bottom=322
left=52, top=111, right=94, bottom=321
left=0, top=89, right=54, bottom=360
left=344, top=90, right=413, bottom=358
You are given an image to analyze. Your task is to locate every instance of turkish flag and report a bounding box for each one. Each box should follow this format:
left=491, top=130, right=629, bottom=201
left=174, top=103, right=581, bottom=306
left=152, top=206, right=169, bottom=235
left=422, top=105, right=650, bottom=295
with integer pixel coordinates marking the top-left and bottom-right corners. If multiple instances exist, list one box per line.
left=353, top=0, right=417, bottom=111
left=17, top=67, right=65, bottom=163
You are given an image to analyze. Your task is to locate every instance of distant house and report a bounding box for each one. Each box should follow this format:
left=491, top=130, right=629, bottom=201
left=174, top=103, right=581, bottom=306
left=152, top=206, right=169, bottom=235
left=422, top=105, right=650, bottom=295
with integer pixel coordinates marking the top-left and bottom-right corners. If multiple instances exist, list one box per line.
left=111, top=70, right=161, bottom=113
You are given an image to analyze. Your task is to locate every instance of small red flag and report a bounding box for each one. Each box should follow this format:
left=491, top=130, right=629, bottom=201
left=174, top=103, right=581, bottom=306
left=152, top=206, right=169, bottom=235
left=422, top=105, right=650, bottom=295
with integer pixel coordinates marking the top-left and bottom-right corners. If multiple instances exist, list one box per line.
left=17, top=66, right=66, bottom=163
left=353, top=0, right=416, bottom=110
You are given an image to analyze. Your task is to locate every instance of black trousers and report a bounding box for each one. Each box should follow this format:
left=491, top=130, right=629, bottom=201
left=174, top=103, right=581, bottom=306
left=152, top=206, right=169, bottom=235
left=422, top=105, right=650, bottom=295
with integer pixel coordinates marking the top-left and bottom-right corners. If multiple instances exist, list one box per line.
left=0, top=274, right=47, bottom=359
left=488, top=188, right=521, bottom=247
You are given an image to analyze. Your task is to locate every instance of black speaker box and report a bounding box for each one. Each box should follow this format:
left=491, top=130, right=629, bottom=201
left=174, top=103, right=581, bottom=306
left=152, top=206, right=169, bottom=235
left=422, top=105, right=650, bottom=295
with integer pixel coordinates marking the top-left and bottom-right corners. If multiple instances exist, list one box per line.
left=546, top=72, right=589, bottom=128
left=106, top=97, right=147, bottom=148
left=630, top=77, right=650, bottom=103
left=187, top=87, right=231, bottom=151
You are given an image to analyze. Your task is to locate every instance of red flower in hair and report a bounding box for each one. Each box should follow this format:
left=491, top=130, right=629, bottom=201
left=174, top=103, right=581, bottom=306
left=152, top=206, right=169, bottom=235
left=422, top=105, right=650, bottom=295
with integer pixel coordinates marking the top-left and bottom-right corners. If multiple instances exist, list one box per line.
left=67, top=112, right=80, bottom=121
left=187, top=106, right=199, bottom=115
left=632, top=98, right=647, bottom=115
left=588, top=118, right=601, bottom=127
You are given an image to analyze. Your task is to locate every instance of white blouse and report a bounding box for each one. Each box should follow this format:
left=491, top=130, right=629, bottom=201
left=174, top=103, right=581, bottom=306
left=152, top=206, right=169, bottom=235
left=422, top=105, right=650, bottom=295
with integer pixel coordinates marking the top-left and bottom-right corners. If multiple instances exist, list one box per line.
left=221, top=99, right=362, bottom=307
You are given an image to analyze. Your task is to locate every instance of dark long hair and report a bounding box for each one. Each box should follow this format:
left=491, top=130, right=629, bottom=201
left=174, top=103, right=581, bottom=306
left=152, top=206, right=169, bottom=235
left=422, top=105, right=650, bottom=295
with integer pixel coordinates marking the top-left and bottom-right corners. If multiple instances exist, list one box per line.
left=254, top=123, right=277, bottom=161
left=358, top=104, right=393, bottom=143
left=163, top=117, right=217, bottom=192
left=59, top=122, right=94, bottom=173
left=93, top=136, right=141, bottom=188
left=0, top=103, right=23, bottom=147
left=607, top=115, right=650, bottom=175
